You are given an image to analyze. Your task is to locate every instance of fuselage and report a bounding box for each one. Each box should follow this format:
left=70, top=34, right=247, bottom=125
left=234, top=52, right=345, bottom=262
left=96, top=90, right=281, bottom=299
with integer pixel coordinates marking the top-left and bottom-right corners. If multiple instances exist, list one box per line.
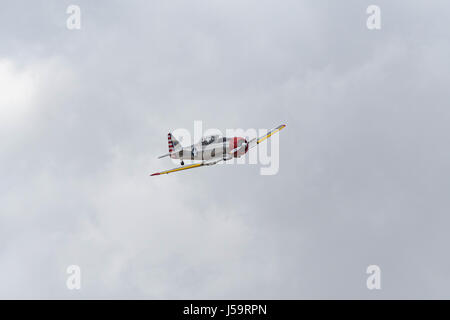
left=170, top=136, right=248, bottom=161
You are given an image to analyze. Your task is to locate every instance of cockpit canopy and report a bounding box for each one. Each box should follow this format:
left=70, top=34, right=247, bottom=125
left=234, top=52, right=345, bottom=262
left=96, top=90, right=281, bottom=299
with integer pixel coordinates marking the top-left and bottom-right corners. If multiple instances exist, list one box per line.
left=201, top=135, right=219, bottom=146
left=200, top=135, right=228, bottom=146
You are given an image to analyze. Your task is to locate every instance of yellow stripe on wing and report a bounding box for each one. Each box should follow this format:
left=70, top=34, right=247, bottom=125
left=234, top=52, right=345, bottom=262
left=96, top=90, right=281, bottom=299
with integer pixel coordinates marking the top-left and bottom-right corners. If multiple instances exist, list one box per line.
left=151, top=163, right=203, bottom=176
left=257, top=124, right=286, bottom=144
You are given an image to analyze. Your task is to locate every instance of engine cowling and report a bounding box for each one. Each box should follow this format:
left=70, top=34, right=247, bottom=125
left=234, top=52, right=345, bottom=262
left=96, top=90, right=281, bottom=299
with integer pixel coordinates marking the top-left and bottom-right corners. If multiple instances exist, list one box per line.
left=229, top=137, right=249, bottom=158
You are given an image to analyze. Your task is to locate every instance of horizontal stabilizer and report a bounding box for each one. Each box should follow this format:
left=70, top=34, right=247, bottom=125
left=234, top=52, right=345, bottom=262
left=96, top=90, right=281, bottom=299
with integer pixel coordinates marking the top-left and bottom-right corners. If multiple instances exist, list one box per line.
left=157, top=153, right=171, bottom=159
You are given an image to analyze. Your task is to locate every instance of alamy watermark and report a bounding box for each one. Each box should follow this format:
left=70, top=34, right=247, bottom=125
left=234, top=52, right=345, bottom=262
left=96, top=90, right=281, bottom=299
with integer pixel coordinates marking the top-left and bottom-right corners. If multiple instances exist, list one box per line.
left=66, top=265, right=81, bottom=290
left=366, top=265, right=381, bottom=290
left=366, top=5, right=381, bottom=30
left=66, top=5, right=81, bottom=30
left=168, top=121, right=283, bottom=176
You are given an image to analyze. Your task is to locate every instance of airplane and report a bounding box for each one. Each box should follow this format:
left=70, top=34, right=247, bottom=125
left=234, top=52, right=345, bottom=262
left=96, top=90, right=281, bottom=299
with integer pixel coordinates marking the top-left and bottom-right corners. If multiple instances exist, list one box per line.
left=150, top=124, right=286, bottom=176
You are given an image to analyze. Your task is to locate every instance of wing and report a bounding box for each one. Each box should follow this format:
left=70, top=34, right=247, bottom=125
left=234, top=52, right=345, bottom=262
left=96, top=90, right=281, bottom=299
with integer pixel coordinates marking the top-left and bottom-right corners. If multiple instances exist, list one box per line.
left=150, top=159, right=222, bottom=176
left=248, top=124, right=286, bottom=149
left=150, top=163, right=203, bottom=176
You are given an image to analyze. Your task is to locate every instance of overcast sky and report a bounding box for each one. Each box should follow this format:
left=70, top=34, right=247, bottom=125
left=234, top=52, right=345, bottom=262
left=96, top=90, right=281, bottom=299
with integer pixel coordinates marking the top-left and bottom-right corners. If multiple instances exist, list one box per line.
left=1, top=0, right=450, bottom=299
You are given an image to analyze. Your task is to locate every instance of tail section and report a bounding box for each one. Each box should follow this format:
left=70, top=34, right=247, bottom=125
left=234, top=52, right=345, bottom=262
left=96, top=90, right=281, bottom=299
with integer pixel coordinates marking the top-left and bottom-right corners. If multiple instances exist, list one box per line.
left=158, top=133, right=182, bottom=159
left=168, top=133, right=181, bottom=153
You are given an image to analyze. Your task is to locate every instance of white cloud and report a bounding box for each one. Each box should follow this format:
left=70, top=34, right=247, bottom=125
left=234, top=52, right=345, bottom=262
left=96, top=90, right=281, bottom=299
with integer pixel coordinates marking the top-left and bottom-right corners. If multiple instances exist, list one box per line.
left=0, top=59, right=36, bottom=127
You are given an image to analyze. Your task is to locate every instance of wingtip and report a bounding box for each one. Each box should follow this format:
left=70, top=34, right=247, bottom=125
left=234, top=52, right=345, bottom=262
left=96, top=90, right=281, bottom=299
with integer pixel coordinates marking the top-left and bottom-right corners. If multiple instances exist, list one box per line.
left=150, top=173, right=160, bottom=176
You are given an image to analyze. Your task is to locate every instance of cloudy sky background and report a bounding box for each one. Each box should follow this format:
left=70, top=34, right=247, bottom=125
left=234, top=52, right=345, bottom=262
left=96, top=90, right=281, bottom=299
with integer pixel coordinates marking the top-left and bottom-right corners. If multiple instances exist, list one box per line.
left=1, top=0, right=450, bottom=299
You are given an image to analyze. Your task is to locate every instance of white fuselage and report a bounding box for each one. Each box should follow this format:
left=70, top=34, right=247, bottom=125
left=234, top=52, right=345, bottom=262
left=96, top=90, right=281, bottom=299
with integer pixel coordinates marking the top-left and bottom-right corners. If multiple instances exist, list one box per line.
left=170, top=136, right=248, bottom=161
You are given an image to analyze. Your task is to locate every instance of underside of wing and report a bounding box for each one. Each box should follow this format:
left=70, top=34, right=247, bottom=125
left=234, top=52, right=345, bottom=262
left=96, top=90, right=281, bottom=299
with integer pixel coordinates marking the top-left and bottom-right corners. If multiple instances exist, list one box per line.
left=150, top=159, right=222, bottom=176
left=248, top=124, right=286, bottom=149
left=150, top=163, right=204, bottom=176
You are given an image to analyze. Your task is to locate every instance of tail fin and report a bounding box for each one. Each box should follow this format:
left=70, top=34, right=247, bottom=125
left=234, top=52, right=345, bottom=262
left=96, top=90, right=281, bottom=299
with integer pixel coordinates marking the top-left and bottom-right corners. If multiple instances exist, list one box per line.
left=168, top=133, right=181, bottom=153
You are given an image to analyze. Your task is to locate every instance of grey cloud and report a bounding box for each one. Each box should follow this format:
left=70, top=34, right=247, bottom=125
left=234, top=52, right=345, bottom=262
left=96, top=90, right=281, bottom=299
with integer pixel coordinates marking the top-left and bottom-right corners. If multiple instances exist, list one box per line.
left=1, top=0, right=450, bottom=299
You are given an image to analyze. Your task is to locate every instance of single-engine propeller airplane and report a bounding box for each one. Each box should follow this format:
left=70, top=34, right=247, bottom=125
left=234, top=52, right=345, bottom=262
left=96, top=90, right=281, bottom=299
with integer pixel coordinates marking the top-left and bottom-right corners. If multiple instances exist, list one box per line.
left=150, top=124, right=286, bottom=176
